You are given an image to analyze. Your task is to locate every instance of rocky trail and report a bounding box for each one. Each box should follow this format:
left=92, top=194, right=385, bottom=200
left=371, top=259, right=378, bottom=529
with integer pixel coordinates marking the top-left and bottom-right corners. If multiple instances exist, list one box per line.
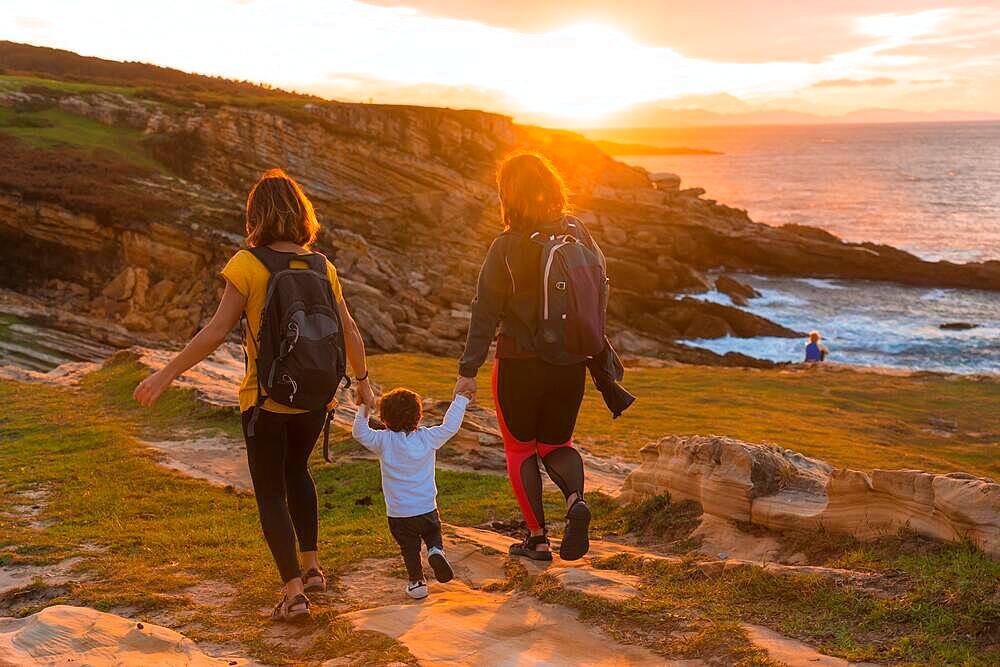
left=9, top=352, right=988, bottom=665
left=0, top=490, right=881, bottom=666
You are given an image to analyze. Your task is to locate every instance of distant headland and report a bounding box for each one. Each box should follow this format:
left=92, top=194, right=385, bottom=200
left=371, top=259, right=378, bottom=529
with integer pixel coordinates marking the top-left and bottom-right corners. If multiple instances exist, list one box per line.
left=592, top=139, right=721, bottom=156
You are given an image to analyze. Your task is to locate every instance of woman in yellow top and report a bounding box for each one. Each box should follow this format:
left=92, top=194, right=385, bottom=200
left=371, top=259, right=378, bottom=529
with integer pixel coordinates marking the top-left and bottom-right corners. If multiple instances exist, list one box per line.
left=134, top=169, right=375, bottom=622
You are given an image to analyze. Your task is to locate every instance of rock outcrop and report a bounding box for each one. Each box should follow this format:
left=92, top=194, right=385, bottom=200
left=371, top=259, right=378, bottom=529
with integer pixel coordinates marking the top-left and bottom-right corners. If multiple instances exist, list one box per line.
left=715, top=273, right=761, bottom=306
left=0, top=605, right=249, bottom=666
left=619, top=435, right=1000, bottom=559
left=2, top=42, right=1000, bottom=368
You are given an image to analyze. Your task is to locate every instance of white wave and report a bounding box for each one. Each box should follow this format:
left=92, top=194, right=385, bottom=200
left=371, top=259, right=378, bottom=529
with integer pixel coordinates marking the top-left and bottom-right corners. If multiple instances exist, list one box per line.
left=753, top=291, right=811, bottom=308
left=795, top=278, right=846, bottom=290
left=921, top=288, right=951, bottom=302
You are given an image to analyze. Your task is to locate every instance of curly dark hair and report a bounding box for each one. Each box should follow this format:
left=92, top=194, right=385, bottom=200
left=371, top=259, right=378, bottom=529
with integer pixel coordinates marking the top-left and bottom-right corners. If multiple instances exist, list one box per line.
left=378, top=387, right=423, bottom=433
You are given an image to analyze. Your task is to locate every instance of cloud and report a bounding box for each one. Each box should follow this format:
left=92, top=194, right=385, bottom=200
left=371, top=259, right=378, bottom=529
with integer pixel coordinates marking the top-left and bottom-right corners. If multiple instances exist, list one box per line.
left=1, top=0, right=998, bottom=121
left=14, top=16, right=47, bottom=30
left=359, top=0, right=884, bottom=62
left=812, top=77, right=897, bottom=88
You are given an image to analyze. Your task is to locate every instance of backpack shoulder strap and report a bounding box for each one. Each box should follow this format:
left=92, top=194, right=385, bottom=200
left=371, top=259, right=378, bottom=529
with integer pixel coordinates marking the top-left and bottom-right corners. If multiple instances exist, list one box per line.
left=247, top=246, right=291, bottom=275
left=563, top=215, right=602, bottom=255
left=299, top=251, right=330, bottom=278
left=248, top=247, right=329, bottom=279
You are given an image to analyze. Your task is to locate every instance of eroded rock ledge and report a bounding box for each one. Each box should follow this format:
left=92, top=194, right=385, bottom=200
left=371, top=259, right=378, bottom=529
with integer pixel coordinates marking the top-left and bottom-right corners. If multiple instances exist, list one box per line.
left=619, top=435, right=1000, bottom=559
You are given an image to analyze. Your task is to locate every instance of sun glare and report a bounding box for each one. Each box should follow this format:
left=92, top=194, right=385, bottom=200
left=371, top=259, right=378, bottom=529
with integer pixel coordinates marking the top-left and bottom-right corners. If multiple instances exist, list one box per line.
left=2, top=1, right=995, bottom=122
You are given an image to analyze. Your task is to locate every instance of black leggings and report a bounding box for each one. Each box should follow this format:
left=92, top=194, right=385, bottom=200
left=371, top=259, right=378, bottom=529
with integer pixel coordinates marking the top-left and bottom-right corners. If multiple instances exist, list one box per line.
left=241, top=408, right=326, bottom=583
left=493, top=357, right=586, bottom=533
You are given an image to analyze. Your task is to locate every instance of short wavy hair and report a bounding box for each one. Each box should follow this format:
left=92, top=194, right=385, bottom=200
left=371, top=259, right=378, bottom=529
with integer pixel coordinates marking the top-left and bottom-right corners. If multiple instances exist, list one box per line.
left=379, top=387, right=423, bottom=433
left=245, top=168, right=320, bottom=249
left=496, top=151, right=569, bottom=232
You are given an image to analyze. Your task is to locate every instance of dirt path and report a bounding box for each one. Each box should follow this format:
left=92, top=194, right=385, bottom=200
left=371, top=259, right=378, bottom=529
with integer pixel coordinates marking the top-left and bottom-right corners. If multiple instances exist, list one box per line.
left=1, top=352, right=885, bottom=665
left=332, top=525, right=879, bottom=667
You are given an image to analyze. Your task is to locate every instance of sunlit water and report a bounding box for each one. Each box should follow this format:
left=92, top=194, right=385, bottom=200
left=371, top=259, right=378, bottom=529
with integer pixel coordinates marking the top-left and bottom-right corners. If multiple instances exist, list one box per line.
left=688, top=274, right=1000, bottom=374
left=591, top=122, right=1000, bottom=372
left=599, top=122, right=1000, bottom=262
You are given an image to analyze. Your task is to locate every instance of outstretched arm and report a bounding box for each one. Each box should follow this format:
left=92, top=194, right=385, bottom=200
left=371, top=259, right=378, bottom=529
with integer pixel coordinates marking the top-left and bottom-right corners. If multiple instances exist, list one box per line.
left=338, top=297, right=376, bottom=410
left=352, top=404, right=384, bottom=453
left=423, top=394, right=470, bottom=449
left=134, top=281, right=245, bottom=407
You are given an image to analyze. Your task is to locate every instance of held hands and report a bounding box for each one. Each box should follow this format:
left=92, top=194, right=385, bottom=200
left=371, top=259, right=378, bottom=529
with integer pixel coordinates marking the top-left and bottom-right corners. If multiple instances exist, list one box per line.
left=454, top=375, right=477, bottom=402
left=133, top=368, right=174, bottom=407
left=355, top=377, right=377, bottom=411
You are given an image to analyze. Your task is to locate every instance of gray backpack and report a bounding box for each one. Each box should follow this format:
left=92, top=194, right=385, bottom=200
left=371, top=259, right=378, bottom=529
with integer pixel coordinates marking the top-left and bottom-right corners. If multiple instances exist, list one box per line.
left=530, top=219, right=608, bottom=364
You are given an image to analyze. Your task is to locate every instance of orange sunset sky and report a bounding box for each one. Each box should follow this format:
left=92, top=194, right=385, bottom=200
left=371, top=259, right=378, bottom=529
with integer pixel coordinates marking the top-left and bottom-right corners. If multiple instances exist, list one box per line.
left=2, top=0, right=999, bottom=126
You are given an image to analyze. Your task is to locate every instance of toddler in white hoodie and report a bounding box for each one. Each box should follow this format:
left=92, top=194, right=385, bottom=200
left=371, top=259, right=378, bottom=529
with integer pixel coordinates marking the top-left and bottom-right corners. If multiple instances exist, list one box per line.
left=353, top=386, right=470, bottom=599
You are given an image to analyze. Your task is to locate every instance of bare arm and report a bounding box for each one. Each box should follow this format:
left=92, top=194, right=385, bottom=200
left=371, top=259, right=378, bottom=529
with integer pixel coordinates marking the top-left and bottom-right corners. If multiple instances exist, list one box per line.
left=133, top=281, right=245, bottom=407
left=338, top=297, right=376, bottom=410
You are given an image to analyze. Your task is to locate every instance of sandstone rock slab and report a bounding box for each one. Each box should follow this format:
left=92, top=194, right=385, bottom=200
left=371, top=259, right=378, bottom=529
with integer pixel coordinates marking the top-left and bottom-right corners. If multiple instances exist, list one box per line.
left=621, top=435, right=1000, bottom=559
left=742, top=624, right=878, bottom=667
left=547, top=567, right=641, bottom=601
left=0, top=605, right=250, bottom=666
left=342, top=585, right=667, bottom=666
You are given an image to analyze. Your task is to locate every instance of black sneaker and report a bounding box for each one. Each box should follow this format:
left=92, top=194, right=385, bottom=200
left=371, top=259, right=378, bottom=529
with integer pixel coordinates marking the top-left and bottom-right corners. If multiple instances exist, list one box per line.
left=427, top=547, right=454, bottom=583
left=559, top=498, right=591, bottom=561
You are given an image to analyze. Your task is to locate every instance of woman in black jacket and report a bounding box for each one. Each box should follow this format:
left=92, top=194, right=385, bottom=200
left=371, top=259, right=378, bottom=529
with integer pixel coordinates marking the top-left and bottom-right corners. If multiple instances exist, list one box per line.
left=455, top=151, right=599, bottom=562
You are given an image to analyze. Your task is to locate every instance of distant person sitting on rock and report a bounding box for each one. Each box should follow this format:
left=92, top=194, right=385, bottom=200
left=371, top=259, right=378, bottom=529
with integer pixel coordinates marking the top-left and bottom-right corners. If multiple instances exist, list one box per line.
left=353, top=387, right=470, bottom=599
left=133, top=169, right=376, bottom=623
left=805, top=331, right=828, bottom=362
left=455, top=151, right=632, bottom=564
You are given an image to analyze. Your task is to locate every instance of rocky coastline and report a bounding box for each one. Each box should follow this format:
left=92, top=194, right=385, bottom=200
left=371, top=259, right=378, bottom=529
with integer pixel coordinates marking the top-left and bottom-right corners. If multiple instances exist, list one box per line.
left=1, top=42, right=999, bottom=369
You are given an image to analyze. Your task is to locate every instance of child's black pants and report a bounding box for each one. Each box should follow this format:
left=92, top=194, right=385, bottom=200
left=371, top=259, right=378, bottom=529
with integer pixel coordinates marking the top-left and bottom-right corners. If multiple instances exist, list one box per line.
left=388, top=510, right=443, bottom=581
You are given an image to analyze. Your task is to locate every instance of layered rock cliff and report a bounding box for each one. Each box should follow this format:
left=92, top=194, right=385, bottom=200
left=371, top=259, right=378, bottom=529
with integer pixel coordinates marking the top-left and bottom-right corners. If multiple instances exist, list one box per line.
left=2, top=42, right=998, bottom=364
left=619, top=435, right=1000, bottom=560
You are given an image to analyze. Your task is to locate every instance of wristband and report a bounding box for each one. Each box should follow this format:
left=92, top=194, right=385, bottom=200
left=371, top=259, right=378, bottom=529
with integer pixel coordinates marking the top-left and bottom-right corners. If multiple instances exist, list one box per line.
left=355, top=371, right=369, bottom=382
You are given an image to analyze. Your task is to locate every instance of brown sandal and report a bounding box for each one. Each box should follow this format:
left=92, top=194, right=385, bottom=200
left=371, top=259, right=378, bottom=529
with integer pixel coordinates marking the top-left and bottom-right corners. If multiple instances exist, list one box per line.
left=303, top=568, right=327, bottom=594
left=271, top=592, right=310, bottom=623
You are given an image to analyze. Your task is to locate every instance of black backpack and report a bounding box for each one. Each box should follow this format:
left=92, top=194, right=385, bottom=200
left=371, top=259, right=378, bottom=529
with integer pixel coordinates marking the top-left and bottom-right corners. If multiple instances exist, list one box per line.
left=530, top=219, right=609, bottom=364
left=244, top=247, right=349, bottom=451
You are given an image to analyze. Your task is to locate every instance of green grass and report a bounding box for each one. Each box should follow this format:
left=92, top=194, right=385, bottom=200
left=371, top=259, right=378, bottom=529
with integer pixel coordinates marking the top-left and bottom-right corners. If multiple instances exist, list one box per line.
left=0, top=107, right=158, bottom=169
left=368, top=353, right=1000, bottom=477
left=2, top=355, right=997, bottom=663
left=0, top=73, right=137, bottom=96
left=0, top=71, right=313, bottom=114
left=81, top=353, right=243, bottom=438
left=554, top=546, right=1000, bottom=665
left=589, top=494, right=702, bottom=547
left=0, top=359, right=524, bottom=664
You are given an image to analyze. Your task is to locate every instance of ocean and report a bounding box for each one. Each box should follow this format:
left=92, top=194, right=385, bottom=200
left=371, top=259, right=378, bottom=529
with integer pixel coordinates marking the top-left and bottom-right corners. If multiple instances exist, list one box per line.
left=691, top=274, right=1000, bottom=374
left=595, top=121, right=1000, bottom=374
left=595, top=121, right=1000, bottom=263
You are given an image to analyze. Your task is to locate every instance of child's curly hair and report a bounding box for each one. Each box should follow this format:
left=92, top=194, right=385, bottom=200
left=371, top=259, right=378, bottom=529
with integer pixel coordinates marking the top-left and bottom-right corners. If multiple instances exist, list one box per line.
left=378, top=387, right=422, bottom=433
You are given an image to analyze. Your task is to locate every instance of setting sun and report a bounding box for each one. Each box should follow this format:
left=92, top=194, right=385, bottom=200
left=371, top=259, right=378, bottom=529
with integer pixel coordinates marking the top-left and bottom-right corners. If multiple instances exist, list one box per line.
left=0, top=2, right=998, bottom=664
left=3, top=0, right=999, bottom=125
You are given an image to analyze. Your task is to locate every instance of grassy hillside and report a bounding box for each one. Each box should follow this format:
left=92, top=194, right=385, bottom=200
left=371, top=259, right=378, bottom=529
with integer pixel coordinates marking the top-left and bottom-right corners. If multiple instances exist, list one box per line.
left=0, top=105, right=157, bottom=168
left=1, top=360, right=997, bottom=664
left=369, top=354, right=1000, bottom=478
left=0, top=40, right=313, bottom=103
